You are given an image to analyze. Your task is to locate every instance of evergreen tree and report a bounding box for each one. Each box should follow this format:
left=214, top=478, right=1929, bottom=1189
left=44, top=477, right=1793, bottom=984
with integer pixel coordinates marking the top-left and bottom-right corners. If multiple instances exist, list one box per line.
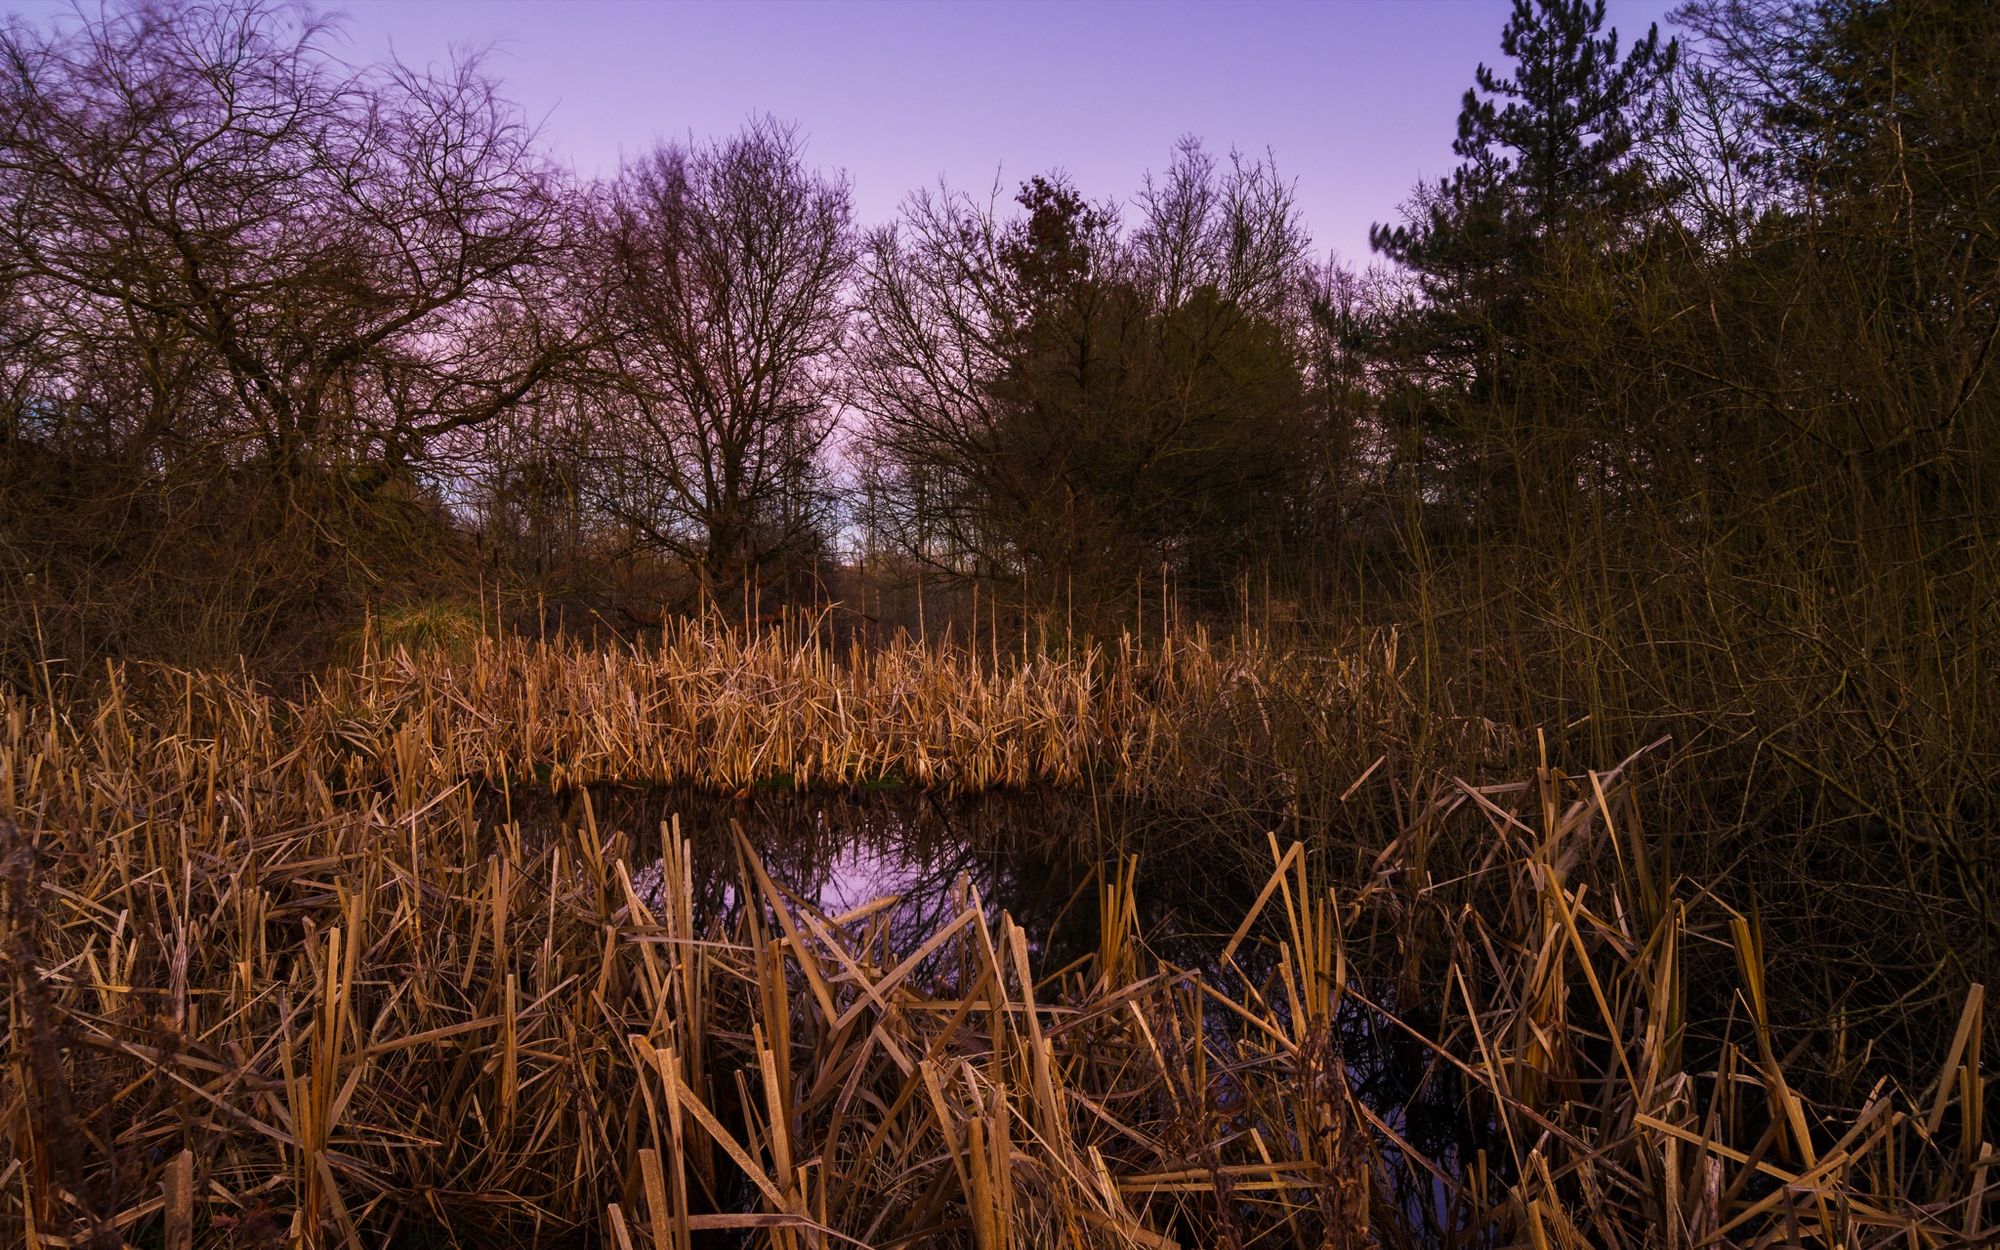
left=1375, top=0, right=1675, bottom=279
left=1367, top=0, right=1676, bottom=524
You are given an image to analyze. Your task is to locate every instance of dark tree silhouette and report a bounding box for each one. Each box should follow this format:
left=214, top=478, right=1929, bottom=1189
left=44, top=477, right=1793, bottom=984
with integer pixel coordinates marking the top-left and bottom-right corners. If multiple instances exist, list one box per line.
left=576, top=118, right=854, bottom=610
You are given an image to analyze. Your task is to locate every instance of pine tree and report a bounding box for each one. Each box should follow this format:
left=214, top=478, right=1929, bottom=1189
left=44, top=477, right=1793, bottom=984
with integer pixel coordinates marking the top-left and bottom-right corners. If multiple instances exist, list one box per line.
left=1366, top=0, right=1676, bottom=524
left=1373, top=0, right=1676, bottom=327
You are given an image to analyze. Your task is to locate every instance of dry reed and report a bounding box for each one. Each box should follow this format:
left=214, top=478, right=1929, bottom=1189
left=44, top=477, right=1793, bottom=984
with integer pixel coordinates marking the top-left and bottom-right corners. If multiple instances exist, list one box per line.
left=307, top=618, right=1442, bottom=801
left=0, top=628, right=1990, bottom=1248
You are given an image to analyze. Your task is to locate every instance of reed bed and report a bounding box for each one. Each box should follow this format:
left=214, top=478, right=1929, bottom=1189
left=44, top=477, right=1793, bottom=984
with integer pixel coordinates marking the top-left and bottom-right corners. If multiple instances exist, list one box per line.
left=1, top=630, right=1992, bottom=1248
left=302, top=619, right=1452, bottom=803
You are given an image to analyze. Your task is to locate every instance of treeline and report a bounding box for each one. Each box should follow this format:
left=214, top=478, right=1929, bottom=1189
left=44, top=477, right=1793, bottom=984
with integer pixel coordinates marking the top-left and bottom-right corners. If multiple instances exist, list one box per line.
left=4, top=1, right=1988, bottom=651
left=0, top=0, right=1364, bottom=658
left=3, top=0, right=1998, bottom=1069
left=0, top=4, right=1242, bottom=665
left=0, top=0, right=1608, bottom=661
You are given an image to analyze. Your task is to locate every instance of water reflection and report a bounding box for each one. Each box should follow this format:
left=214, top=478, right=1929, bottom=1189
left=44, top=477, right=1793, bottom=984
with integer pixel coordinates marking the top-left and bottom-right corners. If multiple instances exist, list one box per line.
left=495, top=781, right=1494, bottom=1244
left=510, top=783, right=1246, bottom=957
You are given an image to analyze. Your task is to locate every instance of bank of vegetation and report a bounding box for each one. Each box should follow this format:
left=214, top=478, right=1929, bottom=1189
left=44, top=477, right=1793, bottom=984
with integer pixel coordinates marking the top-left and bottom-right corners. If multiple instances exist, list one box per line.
left=2, top=636, right=1993, bottom=1247
left=3, top=0, right=1997, bottom=1244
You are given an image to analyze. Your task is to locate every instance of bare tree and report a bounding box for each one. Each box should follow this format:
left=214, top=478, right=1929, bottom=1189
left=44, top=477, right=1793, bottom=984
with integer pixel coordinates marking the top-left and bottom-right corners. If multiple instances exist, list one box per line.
left=0, top=0, right=571, bottom=472
left=0, top=0, right=577, bottom=669
left=578, top=117, right=854, bottom=608
left=1132, top=137, right=1308, bottom=318
left=847, top=177, right=1108, bottom=580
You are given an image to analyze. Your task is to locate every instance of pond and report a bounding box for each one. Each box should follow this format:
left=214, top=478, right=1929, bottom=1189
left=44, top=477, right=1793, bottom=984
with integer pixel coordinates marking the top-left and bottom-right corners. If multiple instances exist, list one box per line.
left=493, top=780, right=1495, bottom=1244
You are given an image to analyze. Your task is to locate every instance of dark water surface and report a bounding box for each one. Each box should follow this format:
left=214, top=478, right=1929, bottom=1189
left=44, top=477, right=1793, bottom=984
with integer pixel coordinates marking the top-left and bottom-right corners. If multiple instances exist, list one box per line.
left=490, top=782, right=1489, bottom=1243
left=507, top=782, right=1271, bottom=949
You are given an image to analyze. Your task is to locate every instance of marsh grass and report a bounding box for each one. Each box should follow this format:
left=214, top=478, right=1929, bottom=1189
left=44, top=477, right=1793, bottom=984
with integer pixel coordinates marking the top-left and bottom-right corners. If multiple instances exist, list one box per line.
left=0, top=626, right=1992, bottom=1247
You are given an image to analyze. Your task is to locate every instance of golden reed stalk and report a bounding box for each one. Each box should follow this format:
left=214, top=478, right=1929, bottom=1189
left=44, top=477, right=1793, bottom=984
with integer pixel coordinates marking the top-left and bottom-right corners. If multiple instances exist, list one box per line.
left=0, top=628, right=1989, bottom=1247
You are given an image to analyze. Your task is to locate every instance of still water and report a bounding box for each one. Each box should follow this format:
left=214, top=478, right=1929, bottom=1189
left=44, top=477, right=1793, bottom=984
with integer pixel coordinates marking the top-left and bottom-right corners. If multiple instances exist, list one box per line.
left=495, top=781, right=1490, bottom=1242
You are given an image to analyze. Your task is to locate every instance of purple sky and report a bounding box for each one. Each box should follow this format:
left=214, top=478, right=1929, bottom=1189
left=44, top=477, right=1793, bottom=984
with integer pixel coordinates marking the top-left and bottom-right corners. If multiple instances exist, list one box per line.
left=13, top=0, right=1684, bottom=265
